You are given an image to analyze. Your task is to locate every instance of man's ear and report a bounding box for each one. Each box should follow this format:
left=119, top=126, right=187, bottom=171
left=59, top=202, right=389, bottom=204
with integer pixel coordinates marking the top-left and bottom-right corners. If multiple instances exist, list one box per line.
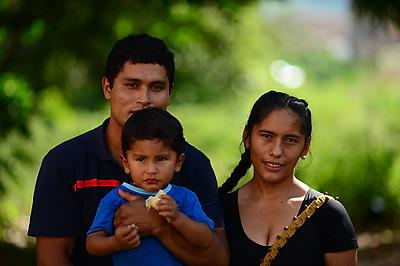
left=120, top=153, right=130, bottom=174
left=175, top=153, right=185, bottom=172
left=102, top=77, right=111, bottom=100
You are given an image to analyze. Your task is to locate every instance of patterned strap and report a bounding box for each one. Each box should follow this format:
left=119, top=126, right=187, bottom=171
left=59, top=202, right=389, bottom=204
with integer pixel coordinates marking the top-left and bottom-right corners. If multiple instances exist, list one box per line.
left=260, top=195, right=329, bottom=266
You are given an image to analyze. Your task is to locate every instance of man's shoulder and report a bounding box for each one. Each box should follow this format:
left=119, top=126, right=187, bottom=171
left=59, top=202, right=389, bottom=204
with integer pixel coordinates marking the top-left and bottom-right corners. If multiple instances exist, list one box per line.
left=183, top=140, right=210, bottom=162
left=46, top=125, right=102, bottom=160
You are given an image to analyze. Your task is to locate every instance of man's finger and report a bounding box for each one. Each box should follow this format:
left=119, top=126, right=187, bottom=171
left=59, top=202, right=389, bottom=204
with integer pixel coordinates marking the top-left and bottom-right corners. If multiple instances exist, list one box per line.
left=118, top=189, right=141, bottom=202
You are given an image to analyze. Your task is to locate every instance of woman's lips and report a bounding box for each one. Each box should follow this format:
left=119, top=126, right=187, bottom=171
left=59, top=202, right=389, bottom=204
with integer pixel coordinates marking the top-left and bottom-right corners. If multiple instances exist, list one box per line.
left=264, top=161, right=283, bottom=171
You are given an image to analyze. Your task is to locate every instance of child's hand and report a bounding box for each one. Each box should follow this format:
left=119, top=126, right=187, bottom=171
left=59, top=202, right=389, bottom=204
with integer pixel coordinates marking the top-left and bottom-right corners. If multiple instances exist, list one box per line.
left=114, top=224, right=140, bottom=249
left=156, top=194, right=181, bottom=224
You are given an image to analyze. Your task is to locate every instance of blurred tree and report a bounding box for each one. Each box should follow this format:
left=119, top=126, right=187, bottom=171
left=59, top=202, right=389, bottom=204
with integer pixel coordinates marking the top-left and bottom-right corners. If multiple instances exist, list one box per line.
left=2, top=0, right=397, bottom=139
left=352, top=0, right=400, bottom=28
left=1, top=0, right=399, bottom=138
left=0, top=0, right=259, bottom=194
left=0, top=0, right=256, bottom=138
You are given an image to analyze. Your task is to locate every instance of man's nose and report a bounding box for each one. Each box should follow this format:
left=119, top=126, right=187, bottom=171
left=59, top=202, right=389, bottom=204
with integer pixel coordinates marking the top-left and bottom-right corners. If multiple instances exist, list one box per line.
left=137, top=87, right=151, bottom=107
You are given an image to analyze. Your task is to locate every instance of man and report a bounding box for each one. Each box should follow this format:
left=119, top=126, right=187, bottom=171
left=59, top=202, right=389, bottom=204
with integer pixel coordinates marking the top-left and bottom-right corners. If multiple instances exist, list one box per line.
left=28, top=33, right=228, bottom=266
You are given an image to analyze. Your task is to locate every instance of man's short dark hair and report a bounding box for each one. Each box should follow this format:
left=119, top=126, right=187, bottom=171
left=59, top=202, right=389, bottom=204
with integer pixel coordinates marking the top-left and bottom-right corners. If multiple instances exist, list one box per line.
left=121, top=107, right=184, bottom=156
left=104, top=33, right=175, bottom=90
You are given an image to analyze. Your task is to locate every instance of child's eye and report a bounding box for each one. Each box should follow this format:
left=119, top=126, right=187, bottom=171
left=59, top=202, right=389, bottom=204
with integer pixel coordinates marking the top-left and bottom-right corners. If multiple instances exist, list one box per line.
left=135, top=157, right=145, bottom=162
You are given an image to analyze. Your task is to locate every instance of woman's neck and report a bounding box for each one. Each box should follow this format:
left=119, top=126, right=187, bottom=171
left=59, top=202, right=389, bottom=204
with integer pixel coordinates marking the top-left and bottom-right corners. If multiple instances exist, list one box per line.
left=242, top=176, right=309, bottom=202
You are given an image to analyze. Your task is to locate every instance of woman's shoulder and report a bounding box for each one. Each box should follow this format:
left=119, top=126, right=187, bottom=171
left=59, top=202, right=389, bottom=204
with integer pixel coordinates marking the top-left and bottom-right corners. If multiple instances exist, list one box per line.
left=307, top=188, right=345, bottom=209
left=306, top=189, right=358, bottom=251
left=305, top=188, right=349, bottom=216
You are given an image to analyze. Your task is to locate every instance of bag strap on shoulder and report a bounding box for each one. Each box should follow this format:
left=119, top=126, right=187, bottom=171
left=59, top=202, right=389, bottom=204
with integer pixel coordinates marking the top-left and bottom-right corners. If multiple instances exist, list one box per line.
left=260, top=194, right=330, bottom=266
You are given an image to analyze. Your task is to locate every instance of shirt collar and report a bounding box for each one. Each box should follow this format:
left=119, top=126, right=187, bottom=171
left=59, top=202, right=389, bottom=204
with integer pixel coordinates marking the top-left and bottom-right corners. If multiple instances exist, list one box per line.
left=122, top=182, right=172, bottom=196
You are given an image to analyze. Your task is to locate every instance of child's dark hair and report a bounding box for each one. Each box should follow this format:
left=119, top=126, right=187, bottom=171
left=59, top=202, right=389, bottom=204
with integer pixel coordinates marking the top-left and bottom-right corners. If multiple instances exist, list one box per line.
left=104, top=33, right=175, bottom=90
left=219, top=90, right=312, bottom=194
left=121, top=107, right=184, bottom=156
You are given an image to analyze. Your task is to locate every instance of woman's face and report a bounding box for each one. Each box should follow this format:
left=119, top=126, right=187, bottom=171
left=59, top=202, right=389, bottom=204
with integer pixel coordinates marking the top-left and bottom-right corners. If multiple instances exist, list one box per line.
left=245, top=108, right=309, bottom=185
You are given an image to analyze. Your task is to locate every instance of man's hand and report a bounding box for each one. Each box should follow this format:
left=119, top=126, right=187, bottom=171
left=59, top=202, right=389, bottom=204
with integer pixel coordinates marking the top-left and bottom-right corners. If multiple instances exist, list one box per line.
left=114, top=189, right=168, bottom=237
left=113, top=189, right=142, bottom=228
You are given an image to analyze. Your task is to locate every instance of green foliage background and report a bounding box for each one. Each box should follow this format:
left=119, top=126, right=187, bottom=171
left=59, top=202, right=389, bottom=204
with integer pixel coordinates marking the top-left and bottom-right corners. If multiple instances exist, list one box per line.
left=1, top=0, right=400, bottom=254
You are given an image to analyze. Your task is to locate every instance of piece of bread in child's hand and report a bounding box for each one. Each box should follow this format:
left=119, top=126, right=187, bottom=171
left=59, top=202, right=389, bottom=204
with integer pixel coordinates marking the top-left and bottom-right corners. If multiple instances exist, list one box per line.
left=145, top=190, right=165, bottom=209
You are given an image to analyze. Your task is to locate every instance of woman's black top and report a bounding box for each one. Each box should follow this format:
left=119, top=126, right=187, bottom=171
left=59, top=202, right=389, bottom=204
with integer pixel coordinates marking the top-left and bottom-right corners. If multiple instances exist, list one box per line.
left=220, top=189, right=358, bottom=266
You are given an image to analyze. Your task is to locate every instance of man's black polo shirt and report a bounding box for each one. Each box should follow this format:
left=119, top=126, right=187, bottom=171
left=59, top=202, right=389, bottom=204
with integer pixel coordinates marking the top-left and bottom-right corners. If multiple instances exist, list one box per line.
left=28, top=119, right=223, bottom=266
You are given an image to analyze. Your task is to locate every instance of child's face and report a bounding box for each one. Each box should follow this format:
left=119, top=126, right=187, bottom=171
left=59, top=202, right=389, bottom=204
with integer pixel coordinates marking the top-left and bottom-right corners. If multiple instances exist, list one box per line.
left=121, top=139, right=184, bottom=192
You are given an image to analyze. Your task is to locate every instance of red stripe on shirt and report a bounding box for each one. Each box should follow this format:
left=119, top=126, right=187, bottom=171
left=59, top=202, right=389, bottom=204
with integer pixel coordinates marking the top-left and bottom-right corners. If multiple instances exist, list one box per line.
left=73, top=179, right=121, bottom=192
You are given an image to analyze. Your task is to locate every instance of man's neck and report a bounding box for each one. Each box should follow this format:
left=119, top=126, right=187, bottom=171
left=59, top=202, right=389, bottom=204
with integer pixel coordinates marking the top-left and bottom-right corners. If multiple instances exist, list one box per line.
left=105, top=118, right=122, bottom=163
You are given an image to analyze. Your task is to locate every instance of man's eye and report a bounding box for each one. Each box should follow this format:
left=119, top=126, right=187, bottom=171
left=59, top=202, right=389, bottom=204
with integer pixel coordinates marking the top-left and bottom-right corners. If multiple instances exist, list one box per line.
left=151, top=84, right=164, bottom=91
left=286, top=138, right=298, bottom=144
left=127, top=82, right=138, bottom=89
left=262, top=134, right=272, bottom=140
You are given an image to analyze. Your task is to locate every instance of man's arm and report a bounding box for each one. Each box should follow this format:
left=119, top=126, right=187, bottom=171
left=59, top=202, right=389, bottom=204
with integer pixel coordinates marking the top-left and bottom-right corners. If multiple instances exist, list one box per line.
left=36, top=236, right=76, bottom=266
left=115, top=190, right=229, bottom=266
left=29, top=151, right=83, bottom=266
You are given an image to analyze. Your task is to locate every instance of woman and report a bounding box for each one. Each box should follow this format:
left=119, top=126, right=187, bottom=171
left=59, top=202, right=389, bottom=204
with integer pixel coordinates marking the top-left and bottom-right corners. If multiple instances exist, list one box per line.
left=219, top=90, right=358, bottom=266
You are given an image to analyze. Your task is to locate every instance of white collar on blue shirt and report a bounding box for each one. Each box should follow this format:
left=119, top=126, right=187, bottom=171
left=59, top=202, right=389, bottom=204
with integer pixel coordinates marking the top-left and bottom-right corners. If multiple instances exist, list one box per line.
left=122, top=182, right=172, bottom=196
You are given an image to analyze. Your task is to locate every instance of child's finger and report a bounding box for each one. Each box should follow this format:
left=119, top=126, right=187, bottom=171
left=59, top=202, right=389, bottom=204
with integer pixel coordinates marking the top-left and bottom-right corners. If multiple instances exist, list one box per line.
left=159, top=194, right=172, bottom=200
left=120, top=224, right=138, bottom=236
left=127, top=233, right=141, bottom=248
left=157, top=202, right=174, bottom=213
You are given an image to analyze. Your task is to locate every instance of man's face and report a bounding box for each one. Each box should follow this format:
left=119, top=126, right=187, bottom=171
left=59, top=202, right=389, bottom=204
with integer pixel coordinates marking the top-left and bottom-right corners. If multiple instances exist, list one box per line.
left=103, top=62, right=171, bottom=128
